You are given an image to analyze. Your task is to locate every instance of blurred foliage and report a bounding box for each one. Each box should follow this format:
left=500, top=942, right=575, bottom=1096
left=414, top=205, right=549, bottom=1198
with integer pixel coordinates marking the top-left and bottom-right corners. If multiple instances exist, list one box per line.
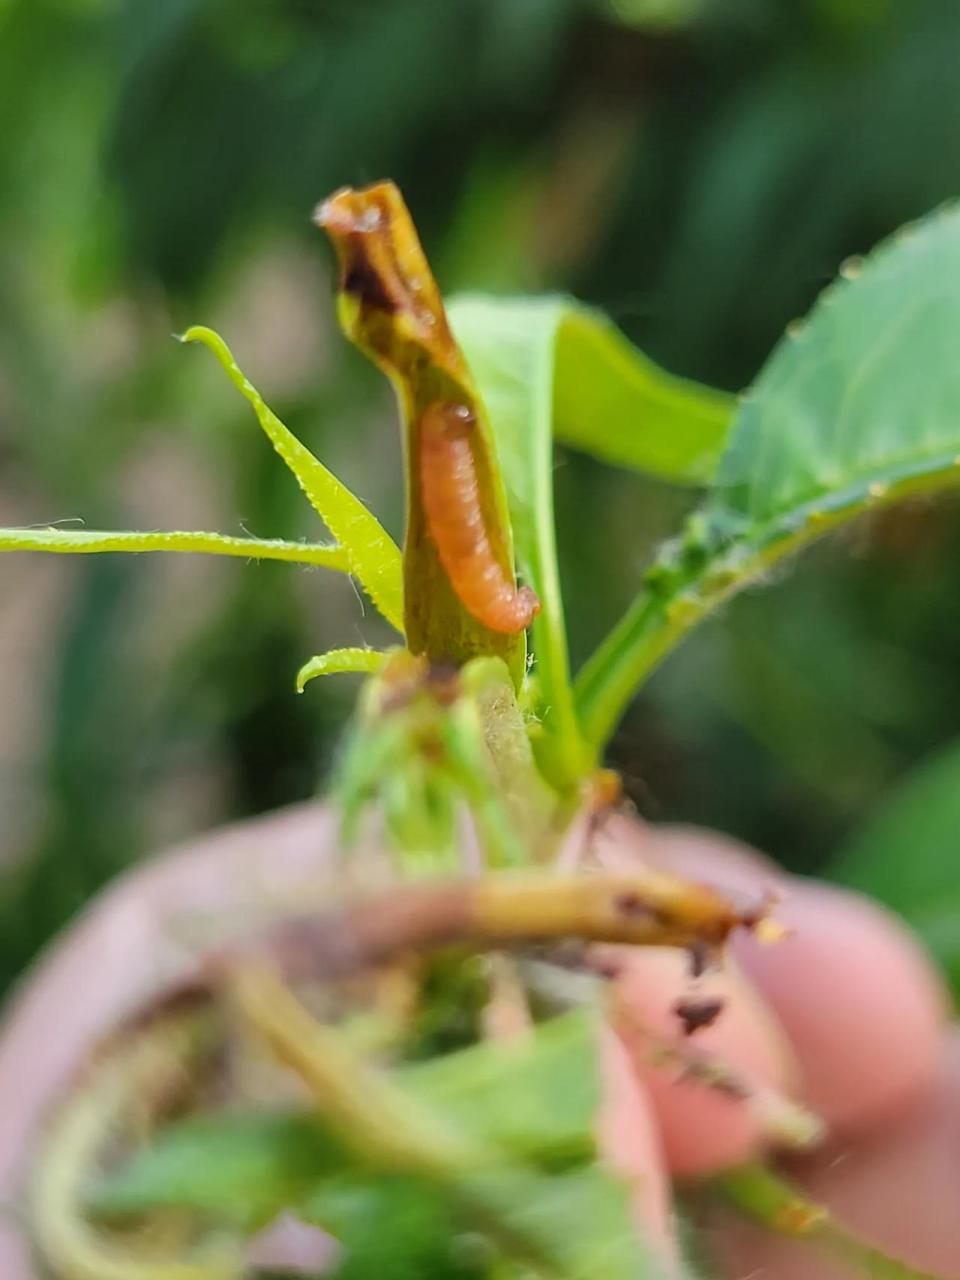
left=88, top=1009, right=658, bottom=1280
left=4, top=0, right=960, bottom=993
left=832, top=741, right=960, bottom=996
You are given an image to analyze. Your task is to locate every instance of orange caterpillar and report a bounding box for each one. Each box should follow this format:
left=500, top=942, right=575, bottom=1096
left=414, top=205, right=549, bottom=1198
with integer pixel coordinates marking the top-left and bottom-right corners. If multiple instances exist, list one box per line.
left=419, top=401, right=540, bottom=634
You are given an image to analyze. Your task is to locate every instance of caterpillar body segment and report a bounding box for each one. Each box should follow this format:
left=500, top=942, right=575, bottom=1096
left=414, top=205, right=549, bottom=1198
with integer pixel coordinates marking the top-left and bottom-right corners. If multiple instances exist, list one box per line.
left=419, top=402, right=539, bottom=635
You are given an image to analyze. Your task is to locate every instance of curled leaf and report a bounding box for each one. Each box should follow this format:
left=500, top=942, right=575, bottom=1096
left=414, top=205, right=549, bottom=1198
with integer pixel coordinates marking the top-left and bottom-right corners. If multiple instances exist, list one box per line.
left=316, top=182, right=527, bottom=686
left=296, top=647, right=391, bottom=693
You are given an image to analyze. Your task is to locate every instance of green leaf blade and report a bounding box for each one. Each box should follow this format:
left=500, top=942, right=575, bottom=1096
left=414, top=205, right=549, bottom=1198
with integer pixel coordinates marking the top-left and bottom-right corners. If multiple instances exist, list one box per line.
left=447, top=297, right=581, bottom=789
left=403, top=1009, right=598, bottom=1165
left=90, top=1111, right=346, bottom=1227
left=460, top=1164, right=661, bottom=1280
left=577, top=203, right=960, bottom=752
left=181, top=326, right=404, bottom=632
left=553, top=303, right=734, bottom=484
left=88, top=1010, right=666, bottom=1278
left=712, top=218, right=960, bottom=530
left=450, top=294, right=734, bottom=788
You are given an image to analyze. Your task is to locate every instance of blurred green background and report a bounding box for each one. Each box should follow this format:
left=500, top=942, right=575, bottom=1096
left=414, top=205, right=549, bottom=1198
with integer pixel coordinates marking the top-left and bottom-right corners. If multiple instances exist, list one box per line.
left=3, top=0, right=960, bottom=997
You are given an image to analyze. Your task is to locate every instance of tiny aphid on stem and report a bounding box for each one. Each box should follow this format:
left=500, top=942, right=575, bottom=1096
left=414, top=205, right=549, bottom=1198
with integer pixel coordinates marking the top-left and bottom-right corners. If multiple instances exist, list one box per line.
left=419, top=400, right=540, bottom=635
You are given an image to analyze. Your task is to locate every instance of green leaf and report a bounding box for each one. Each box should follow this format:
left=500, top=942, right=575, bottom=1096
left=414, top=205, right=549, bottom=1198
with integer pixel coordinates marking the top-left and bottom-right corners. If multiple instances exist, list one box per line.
left=0, top=526, right=349, bottom=569
left=419, top=1011, right=661, bottom=1277
left=830, top=739, right=960, bottom=993
left=335, top=656, right=554, bottom=871
left=576, top=204, right=960, bottom=752
left=460, top=1164, right=660, bottom=1280
left=181, top=326, right=404, bottom=633
left=90, top=1014, right=599, bottom=1225
left=305, top=1176, right=481, bottom=1280
left=450, top=296, right=734, bottom=486
left=90, top=1111, right=347, bottom=1228
left=403, top=1009, right=597, bottom=1166
left=296, top=647, right=391, bottom=693
left=89, top=1012, right=662, bottom=1278
left=448, top=295, right=733, bottom=790
left=305, top=1166, right=661, bottom=1280
left=439, top=694, right=528, bottom=868
left=447, top=297, right=581, bottom=791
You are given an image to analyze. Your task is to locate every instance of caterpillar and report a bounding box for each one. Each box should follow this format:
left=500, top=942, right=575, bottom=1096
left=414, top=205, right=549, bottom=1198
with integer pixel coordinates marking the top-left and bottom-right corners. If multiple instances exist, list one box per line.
left=419, top=401, right=540, bottom=634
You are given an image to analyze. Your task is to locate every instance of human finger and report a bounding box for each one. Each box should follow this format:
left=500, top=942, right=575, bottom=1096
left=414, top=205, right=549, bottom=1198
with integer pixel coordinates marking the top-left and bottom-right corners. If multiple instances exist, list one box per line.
left=708, top=1030, right=960, bottom=1279
left=597, top=819, right=946, bottom=1171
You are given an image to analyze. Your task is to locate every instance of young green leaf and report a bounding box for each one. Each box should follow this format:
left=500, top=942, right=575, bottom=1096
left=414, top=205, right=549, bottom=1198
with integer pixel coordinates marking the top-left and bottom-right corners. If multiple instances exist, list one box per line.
left=447, top=295, right=733, bottom=790
left=577, top=203, right=960, bottom=752
left=445, top=298, right=578, bottom=791
left=440, top=695, right=528, bottom=868
left=458, top=656, right=559, bottom=860
left=0, top=526, right=349, bottom=569
left=402, top=1009, right=597, bottom=1165
left=181, top=325, right=404, bottom=632
left=90, top=1112, right=346, bottom=1227
left=89, top=1008, right=665, bottom=1280
left=305, top=1162, right=665, bottom=1280
left=334, top=656, right=544, bottom=870
left=450, top=295, right=735, bottom=485
left=296, top=647, right=392, bottom=693
left=307, top=1175, right=477, bottom=1280
left=459, top=1164, right=663, bottom=1280
left=90, top=1014, right=598, bottom=1223
left=301, top=1014, right=618, bottom=1277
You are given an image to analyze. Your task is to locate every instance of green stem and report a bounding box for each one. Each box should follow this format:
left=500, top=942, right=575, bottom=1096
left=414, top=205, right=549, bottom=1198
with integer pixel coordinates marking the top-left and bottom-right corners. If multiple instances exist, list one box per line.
left=231, top=966, right=488, bottom=1174
left=30, top=1013, right=240, bottom=1280
left=460, top=657, right=561, bottom=861
left=717, top=1163, right=940, bottom=1280
left=0, top=527, right=349, bottom=568
left=575, top=456, right=960, bottom=755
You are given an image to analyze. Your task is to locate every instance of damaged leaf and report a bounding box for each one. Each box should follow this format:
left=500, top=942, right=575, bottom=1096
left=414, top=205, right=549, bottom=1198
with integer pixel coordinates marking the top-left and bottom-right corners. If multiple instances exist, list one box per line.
left=317, top=182, right=530, bottom=688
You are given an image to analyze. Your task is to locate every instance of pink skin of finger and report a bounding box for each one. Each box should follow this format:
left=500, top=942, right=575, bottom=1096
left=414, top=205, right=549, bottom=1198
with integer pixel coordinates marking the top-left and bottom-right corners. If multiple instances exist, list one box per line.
left=609, top=944, right=798, bottom=1176
left=598, top=818, right=957, bottom=1278
left=710, top=1032, right=960, bottom=1279
left=597, top=1029, right=677, bottom=1268
left=598, top=818, right=948, bottom=1162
